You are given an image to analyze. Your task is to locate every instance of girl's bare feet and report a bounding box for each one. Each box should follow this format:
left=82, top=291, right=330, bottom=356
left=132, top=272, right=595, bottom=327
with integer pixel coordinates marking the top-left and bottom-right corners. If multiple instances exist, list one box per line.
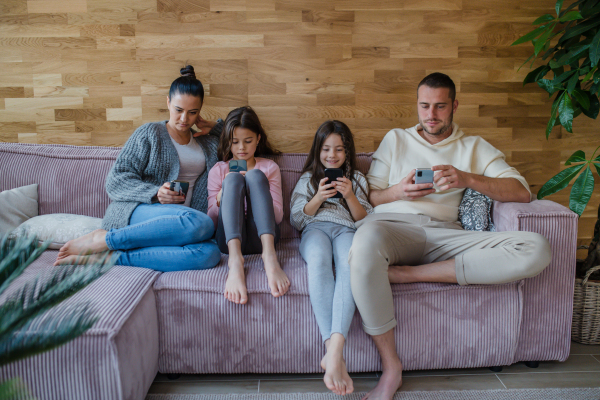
left=262, top=251, right=290, bottom=297
left=320, top=336, right=354, bottom=396
left=56, top=229, right=108, bottom=261
left=224, top=254, right=248, bottom=304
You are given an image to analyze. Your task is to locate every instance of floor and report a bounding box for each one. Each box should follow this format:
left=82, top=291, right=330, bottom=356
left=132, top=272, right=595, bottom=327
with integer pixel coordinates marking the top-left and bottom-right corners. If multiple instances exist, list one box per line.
left=148, top=341, right=600, bottom=395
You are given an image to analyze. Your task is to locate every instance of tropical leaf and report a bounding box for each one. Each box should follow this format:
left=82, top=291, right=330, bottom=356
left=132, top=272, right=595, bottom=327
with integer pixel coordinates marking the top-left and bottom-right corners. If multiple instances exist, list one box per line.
left=559, top=93, right=575, bottom=132
left=556, top=0, right=565, bottom=17
left=559, top=19, right=600, bottom=43
left=583, top=66, right=597, bottom=82
left=533, top=14, right=556, bottom=24
left=537, top=163, right=586, bottom=199
left=534, top=24, right=557, bottom=56
left=557, top=44, right=591, bottom=66
left=524, top=65, right=549, bottom=85
left=582, top=93, right=600, bottom=118
left=591, top=30, right=600, bottom=67
left=559, top=10, right=584, bottom=21
left=594, top=162, right=600, bottom=177
left=512, top=24, right=553, bottom=46
left=553, top=69, right=577, bottom=84
left=567, top=70, right=580, bottom=93
left=572, top=88, right=591, bottom=109
left=570, top=166, right=595, bottom=216
left=565, top=150, right=587, bottom=165
left=0, top=378, right=29, bottom=400
left=546, top=91, right=564, bottom=138
left=582, top=3, right=600, bottom=18
left=538, top=78, right=561, bottom=94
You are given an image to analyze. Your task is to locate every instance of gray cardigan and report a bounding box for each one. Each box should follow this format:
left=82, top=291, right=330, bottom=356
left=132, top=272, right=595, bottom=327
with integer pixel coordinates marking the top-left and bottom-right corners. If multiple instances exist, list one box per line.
left=102, top=121, right=222, bottom=230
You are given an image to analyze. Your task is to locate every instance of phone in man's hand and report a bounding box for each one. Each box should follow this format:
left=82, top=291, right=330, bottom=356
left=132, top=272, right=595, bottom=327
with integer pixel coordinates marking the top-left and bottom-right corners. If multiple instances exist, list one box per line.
left=229, top=159, right=247, bottom=173
left=414, top=168, right=434, bottom=189
left=170, top=180, right=189, bottom=196
left=324, top=168, right=344, bottom=199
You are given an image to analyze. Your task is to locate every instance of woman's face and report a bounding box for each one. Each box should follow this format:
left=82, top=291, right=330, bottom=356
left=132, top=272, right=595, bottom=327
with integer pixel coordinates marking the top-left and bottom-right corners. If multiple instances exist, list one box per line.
left=166, top=93, right=202, bottom=135
left=231, top=127, right=260, bottom=161
left=320, top=133, right=346, bottom=169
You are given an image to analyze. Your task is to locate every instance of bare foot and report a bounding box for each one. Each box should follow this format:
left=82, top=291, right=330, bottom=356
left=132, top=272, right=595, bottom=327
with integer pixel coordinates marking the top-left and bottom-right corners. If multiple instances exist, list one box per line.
left=262, top=252, right=290, bottom=297
left=56, top=229, right=108, bottom=260
left=54, top=251, right=114, bottom=266
left=362, top=359, right=403, bottom=400
left=321, top=350, right=354, bottom=395
left=224, top=254, right=248, bottom=305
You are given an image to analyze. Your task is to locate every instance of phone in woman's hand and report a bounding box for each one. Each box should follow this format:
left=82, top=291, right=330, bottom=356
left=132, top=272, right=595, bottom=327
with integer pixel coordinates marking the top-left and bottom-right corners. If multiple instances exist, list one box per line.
left=170, top=180, right=189, bottom=196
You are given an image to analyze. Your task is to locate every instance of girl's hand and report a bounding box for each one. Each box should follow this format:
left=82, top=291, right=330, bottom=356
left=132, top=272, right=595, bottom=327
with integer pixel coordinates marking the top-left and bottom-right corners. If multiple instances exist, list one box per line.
left=333, top=177, right=355, bottom=199
left=217, top=189, right=222, bottom=207
left=157, top=182, right=185, bottom=204
left=193, top=116, right=216, bottom=137
left=316, top=177, right=338, bottom=202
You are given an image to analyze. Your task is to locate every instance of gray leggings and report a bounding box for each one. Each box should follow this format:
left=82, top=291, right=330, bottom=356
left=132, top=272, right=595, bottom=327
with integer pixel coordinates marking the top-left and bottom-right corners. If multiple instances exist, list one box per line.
left=300, top=221, right=356, bottom=342
left=216, top=169, right=279, bottom=255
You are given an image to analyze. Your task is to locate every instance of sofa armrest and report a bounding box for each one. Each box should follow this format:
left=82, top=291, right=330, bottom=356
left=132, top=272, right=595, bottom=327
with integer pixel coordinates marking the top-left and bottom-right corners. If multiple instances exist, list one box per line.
left=493, top=199, right=578, bottom=363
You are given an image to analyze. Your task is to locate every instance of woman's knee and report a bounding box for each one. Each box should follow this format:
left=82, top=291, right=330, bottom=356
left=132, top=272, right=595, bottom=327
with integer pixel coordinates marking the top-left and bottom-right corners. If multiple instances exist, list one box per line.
left=181, top=210, right=215, bottom=243
left=186, top=241, right=222, bottom=270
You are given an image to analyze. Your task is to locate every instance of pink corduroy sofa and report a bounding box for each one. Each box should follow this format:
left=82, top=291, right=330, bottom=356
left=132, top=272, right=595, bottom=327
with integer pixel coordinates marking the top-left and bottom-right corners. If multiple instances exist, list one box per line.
left=0, top=142, right=577, bottom=400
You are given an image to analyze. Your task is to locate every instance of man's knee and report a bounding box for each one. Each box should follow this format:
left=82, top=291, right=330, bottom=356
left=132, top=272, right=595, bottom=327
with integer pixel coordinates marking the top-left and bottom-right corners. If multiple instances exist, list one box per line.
left=521, top=232, right=552, bottom=278
left=349, top=223, right=388, bottom=277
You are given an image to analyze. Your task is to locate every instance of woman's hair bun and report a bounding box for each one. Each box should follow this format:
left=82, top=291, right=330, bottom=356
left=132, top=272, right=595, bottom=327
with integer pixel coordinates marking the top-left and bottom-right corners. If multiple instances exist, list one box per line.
left=180, top=65, right=196, bottom=79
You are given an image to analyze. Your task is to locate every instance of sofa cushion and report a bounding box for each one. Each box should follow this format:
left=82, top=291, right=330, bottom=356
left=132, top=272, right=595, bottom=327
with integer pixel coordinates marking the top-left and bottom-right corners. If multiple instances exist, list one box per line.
left=0, top=184, right=38, bottom=236
left=11, top=214, right=103, bottom=249
left=0, top=251, right=160, bottom=400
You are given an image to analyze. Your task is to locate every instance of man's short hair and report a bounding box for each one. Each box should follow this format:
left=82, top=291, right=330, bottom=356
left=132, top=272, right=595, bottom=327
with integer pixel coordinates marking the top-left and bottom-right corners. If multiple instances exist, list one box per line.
left=417, top=73, right=456, bottom=101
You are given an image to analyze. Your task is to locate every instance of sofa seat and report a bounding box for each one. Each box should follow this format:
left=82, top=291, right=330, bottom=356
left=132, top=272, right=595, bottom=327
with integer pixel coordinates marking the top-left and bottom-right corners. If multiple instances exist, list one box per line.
left=0, top=251, right=160, bottom=400
left=154, top=238, right=524, bottom=374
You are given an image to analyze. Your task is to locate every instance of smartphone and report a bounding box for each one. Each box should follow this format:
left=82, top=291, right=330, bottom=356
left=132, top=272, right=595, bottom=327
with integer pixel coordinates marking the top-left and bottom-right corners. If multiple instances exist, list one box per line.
left=324, top=168, right=344, bottom=199
left=170, top=180, right=189, bottom=196
left=229, top=159, right=247, bottom=173
left=415, top=168, right=434, bottom=189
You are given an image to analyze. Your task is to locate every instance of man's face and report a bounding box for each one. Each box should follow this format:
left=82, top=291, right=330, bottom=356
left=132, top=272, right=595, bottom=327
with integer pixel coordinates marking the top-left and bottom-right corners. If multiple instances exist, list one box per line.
left=417, top=85, right=458, bottom=137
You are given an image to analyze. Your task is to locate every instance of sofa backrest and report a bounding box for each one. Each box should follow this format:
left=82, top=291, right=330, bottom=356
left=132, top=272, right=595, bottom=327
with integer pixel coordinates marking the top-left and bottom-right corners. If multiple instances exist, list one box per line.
left=0, top=143, right=373, bottom=239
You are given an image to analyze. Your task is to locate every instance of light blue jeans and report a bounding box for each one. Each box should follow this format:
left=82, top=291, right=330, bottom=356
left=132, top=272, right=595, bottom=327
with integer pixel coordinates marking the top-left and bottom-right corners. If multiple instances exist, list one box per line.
left=299, top=221, right=356, bottom=342
left=105, top=203, right=221, bottom=272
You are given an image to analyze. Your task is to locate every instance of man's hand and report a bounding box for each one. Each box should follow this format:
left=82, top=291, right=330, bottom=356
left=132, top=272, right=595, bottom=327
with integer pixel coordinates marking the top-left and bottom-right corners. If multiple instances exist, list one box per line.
left=432, top=165, right=470, bottom=191
left=393, top=169, right=435, bottom=201
left=193, top=116, right=217, bottom=137
left=157, top=182, right=185, bottom=204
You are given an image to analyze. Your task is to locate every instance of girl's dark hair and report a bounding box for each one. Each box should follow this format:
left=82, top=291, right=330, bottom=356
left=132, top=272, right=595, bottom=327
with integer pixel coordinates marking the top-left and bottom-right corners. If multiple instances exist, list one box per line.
left=169, top=65, right=205, bottom=102
left=217, top=106, right=281, bottom=161
left=301, top=120, right=368, bottom=201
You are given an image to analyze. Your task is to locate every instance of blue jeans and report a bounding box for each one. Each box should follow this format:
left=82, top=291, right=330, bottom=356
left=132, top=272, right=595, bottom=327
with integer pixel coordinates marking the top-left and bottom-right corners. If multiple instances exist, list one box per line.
left=105, top=203, right=221, bottom=272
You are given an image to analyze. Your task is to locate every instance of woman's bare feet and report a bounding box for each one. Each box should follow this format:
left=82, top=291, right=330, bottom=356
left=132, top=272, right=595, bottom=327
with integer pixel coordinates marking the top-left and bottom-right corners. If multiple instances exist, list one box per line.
left=56, top=229, right=109, bottom=261
left=54, top=251, right=114, bottom=266
left=262, top=251, right=290, bottom=297
left=321, top=335, right=354, bottom=395
left=224, top=254, right=248, bottom=304
left=361, top=358, right=403, bottom=400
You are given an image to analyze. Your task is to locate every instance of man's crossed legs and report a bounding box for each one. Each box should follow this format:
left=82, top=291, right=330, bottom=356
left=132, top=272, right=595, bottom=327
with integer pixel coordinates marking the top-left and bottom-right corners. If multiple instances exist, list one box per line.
left=348, top=213, right=552, bottom=400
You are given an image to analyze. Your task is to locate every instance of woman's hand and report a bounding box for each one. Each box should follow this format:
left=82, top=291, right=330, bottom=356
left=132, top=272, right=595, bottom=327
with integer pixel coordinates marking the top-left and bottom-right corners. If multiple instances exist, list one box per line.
left=333, top=177, right=355, bottom=200
left=157, top=182, right=185, bottom=204
left=193, top=116, right=216, bottom=137
left=316, top=177, right=338, bottom=202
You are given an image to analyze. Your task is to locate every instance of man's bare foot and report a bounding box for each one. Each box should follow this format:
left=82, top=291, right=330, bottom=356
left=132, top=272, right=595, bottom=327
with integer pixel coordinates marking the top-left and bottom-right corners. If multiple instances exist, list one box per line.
left=56, top=229, right=108, bottom=261
left=262, top=252, right=290, bottom=297
left=321, top=349, right=354, bottom=395
left=54, top=251, right=114, bottom=266
left=362, top=359, right=403, bottom=400
left=224, top=254, right=248, bottom=304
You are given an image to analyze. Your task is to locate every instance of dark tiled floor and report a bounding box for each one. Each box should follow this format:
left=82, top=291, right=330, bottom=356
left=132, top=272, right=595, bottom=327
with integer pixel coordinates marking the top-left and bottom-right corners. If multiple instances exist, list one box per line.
left=148, top=341, right=600, bottom=394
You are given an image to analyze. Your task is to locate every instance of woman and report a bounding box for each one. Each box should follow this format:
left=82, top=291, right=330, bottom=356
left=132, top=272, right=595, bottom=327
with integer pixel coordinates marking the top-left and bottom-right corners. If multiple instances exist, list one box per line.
left=55, top=65, right=222, bottom=272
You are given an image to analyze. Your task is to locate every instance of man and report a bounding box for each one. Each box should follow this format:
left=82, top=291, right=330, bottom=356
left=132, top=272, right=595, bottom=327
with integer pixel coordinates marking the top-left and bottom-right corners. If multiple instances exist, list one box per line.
left=349, top=72, right=552, bottom=400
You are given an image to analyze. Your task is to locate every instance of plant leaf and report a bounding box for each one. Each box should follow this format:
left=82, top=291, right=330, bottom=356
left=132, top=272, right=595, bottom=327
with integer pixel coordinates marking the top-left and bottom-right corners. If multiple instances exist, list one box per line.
left=534, top=24, right=556, bottom=56
left=556, top=0, right=564, bottom=17
left=533, top=14, right=556, bottom=25
left=546, top=91, right=564, bottom=138
left=583, top=66, right=597, bottom=82
left=569, top=166, right=595, bottom=216
left=582, top=3, right=600, bottom=19
left=553, top=69, right=576, bottom=84
left=558, top=93, right=574, bottom=132
left=582, top=93, right=600, bottom=118
left=0, top=378, right=30, bottom=400
left=537, top=163, right=585, bottom=199
left=565, top=150, right=587, bottom=165
left=557, top=44, right=591, bottom=66
left=572, top=88, right=591, bottom=110
left=559, top=10, right=583, bottom=21
left=560, top=19, right=600, bottom=43
left=594, top=162, right=600, bottom=178
left=591, top=30, right=600, bottom=67
left=538, top=78, right=560, bottom=94
left=567, top=70, right=580, bottom=93
left=523, top=65, right=549, bottom=85
left=512, top=24, right=552, bottom=46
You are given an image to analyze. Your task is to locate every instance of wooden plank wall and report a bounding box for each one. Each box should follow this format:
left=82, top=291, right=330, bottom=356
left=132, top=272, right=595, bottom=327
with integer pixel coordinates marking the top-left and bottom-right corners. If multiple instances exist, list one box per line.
left=0, top=0, right=598, bottom=246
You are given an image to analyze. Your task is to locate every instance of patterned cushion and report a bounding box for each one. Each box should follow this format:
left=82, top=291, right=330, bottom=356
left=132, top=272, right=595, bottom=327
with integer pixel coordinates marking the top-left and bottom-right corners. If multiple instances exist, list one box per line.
left=458, top=188, right=495, bottom=231
left=11, top=213, right=102, bottom=249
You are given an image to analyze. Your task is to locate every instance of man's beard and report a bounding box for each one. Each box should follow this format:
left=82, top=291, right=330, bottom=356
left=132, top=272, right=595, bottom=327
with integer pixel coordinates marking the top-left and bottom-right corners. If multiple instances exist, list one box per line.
left=420, top=113, right=453, bottom=136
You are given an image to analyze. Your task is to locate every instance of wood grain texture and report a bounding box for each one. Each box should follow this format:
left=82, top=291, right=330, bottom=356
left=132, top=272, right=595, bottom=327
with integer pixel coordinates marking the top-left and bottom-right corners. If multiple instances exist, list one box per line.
left=0, top=0, right=598, bottom=243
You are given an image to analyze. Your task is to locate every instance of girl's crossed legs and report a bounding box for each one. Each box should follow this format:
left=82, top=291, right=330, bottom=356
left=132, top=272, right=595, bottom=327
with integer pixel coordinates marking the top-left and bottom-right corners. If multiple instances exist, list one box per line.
left=56, top=203, right=221, bottom=272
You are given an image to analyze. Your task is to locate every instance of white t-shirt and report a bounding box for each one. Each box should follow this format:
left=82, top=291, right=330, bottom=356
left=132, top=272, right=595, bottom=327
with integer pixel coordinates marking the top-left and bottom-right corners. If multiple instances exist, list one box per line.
left=170, top=135, right=206, bottom=207
left=367, top=123, right=531, bottom=222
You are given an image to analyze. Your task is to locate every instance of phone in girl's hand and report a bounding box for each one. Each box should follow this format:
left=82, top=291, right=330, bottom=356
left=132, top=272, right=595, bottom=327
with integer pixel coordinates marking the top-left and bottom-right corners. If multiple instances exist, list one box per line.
left=324, top=168, right=344, bottom=199
left=229, top=159, right=247, bottom=173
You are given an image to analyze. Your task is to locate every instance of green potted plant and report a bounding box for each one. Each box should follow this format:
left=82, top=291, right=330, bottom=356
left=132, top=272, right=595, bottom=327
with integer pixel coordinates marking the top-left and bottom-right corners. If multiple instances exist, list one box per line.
left=0, top=236, right=115, bottom=399
left=512, top=0, right=600, bottom=344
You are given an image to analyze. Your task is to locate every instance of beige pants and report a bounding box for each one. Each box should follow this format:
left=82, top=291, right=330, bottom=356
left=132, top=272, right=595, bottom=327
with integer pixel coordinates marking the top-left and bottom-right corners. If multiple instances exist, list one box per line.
left=348, top=213, right=552, bottom=336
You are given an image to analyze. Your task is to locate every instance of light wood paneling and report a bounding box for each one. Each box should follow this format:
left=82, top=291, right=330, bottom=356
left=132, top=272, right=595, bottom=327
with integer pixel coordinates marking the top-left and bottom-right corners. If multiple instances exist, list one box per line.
left=0, top=0, right=598, bottom=243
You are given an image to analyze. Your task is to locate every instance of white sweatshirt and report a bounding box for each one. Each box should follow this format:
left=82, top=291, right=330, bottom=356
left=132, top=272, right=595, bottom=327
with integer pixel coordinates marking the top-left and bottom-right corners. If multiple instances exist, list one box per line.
left=367, top=123, right=530, bottom=222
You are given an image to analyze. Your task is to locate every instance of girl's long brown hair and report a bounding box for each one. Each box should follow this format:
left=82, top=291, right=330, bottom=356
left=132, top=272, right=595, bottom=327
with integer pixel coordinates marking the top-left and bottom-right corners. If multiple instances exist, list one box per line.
left=301, top=120, right=368, bottom=201
left=217, top=106, right=280, bottom=161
